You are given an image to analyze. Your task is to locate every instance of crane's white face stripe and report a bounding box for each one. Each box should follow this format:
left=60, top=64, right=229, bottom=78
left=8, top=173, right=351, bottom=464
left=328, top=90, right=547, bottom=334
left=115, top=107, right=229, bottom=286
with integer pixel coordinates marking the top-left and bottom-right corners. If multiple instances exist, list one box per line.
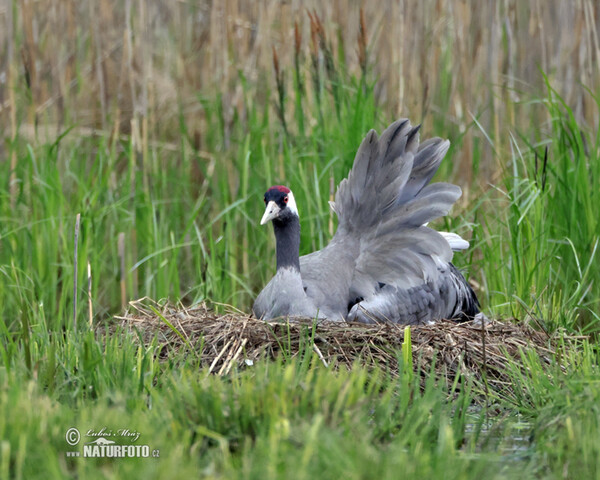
left=286, top=191, right=299, bottom=216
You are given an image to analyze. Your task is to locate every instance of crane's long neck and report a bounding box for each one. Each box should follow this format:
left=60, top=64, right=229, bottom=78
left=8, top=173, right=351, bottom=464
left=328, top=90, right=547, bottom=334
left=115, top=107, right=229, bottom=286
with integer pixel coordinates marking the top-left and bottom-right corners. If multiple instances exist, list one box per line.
left=273, top=216, right=301, bottom=272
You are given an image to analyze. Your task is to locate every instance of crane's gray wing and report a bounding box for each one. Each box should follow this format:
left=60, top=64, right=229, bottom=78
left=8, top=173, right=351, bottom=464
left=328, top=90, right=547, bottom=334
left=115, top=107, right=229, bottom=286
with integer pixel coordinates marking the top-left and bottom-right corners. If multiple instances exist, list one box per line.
left=327, top=120, right=478, bottom=323
left=347, top=262, right=480, bottom=325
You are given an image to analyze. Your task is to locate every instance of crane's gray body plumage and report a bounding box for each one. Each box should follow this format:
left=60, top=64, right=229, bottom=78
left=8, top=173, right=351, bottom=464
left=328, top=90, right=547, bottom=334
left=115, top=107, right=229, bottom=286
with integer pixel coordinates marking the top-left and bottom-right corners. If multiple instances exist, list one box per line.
left=253, top=119, right=481, bottom=325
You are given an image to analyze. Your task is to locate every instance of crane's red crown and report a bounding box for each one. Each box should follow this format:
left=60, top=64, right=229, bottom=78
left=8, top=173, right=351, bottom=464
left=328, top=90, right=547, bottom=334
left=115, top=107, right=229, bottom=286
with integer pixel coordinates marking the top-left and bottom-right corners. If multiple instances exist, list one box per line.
left=267, top=185, right=290, bottom=194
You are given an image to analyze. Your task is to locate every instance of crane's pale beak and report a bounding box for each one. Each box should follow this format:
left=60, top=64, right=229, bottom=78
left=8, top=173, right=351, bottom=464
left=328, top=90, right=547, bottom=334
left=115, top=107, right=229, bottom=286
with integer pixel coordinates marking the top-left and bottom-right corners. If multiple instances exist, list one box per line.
left=260, top=201, right=281, bottom=225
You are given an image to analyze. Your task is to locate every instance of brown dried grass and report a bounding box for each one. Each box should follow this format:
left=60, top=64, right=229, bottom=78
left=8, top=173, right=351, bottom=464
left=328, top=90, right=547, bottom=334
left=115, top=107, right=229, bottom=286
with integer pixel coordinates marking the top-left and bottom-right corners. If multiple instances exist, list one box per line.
left=3, top=1, right=599, bottom=175
left=115, top=298, right=568, bottom=394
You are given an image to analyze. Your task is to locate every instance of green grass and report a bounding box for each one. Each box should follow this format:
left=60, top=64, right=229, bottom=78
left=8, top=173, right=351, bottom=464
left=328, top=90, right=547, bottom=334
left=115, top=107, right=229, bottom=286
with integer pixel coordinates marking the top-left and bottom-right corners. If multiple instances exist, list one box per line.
left=2, top=324, right=600, bottom=479
left=0, top=331, right=537, bottom=480
left=2, top=15, right=600, bottom=479
left=472, top=80, right=600, bottom=330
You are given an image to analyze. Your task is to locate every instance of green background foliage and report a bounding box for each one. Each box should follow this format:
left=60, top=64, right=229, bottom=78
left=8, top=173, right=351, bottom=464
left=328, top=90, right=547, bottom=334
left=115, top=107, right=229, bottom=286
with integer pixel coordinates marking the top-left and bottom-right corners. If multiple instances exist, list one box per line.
left=1, top=2, right=599, bottom=478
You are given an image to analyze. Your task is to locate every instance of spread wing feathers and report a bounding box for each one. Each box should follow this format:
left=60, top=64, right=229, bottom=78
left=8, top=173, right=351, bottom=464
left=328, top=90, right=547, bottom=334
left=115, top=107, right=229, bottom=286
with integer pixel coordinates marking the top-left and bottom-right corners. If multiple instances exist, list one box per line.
left=439, top=232, right=470, bottom=251
left=332, top=119, right=452, bottom=233
left=379, top=183, right=462, bottom=230
left=329, top=119, right=472, bottom=323
left=397, top=137, right=451, bottom=203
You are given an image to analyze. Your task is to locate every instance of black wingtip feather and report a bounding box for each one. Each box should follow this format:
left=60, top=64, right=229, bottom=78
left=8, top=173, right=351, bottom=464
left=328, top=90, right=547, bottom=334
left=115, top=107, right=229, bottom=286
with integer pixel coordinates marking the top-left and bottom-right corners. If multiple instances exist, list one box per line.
left=406, top=124, right=421, bottom=144
left=383, top=119, right=409, bottom=156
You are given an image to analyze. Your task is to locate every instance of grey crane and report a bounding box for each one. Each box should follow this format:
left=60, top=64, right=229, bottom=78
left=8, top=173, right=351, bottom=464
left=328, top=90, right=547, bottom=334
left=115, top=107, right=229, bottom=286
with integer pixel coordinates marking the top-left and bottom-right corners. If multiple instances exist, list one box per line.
left=253, top=119, right=481, bottom=324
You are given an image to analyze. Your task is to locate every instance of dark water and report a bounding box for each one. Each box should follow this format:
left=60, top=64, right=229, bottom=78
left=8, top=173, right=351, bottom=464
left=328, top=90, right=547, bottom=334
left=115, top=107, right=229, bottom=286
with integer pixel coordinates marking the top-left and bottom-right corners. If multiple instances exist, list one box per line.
left=463, top=407, right=535, bottom=463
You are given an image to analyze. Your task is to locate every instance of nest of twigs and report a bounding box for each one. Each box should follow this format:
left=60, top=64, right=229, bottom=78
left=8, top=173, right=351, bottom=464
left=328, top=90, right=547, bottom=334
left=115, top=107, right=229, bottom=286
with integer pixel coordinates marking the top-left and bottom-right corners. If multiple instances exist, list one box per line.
left=114, top=298, right=569, bottom=394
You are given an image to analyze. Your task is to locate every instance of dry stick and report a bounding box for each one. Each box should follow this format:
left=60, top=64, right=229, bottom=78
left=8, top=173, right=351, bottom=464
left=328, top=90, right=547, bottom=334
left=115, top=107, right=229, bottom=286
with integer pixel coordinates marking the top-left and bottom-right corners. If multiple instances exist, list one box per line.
left=131, top=229, right=139, bottom=299
left=87, top=261, right=93, bottom=328
left=218, top=339, right=241, bottom=376
left=125, top=0, right=135, bottom=117
left=208, top=340, right=233, bottom=375
left=118, top=232, right=126, bottom=310
left=139, top=0, right=150, bottom=200
left=585, top=0, right=600, bottom=80
left=20, top=0, right=37, bottom=127
left=224, top=338, right=248, bottom=376
left=142, top=116, right=149, bottom=195
left=8, top=62, right=18, bottom=208
left=7, top=1, right=18, bottom=209
left=73, top=213, right=81, bottom=332
left=312, top=343, right=329, bottom=368
left=90, top=1, right=106, bottom=128
left=328, top=172, right=335, bottom=237
left=481, top=319, right=489, bottom=405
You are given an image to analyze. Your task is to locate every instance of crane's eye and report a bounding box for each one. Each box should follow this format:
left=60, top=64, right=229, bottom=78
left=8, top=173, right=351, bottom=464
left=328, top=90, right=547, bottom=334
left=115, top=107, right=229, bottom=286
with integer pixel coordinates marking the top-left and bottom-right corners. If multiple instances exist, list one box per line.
left=284, top=196, right=289, bottom=203
left=264, top=197, right=267, bottom=204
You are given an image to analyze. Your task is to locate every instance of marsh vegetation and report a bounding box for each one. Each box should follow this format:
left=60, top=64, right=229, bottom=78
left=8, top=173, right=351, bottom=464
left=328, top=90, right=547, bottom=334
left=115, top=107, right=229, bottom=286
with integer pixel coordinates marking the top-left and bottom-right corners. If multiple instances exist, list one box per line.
left=1, top=1, right=599, bottom=478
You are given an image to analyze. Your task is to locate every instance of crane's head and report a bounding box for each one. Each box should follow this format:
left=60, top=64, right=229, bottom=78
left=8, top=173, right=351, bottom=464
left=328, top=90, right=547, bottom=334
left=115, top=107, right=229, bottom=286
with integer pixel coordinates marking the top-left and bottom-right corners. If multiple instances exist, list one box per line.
left=260, top=185, right=299, bottom=225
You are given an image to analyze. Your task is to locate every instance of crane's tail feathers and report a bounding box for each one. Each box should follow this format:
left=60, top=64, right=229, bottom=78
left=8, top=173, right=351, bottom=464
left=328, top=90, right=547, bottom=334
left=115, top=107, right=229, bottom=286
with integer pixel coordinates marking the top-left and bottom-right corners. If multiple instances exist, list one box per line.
left=333, top=119, right=457, bottom=232
left=439, top=232, right=470, bottom=251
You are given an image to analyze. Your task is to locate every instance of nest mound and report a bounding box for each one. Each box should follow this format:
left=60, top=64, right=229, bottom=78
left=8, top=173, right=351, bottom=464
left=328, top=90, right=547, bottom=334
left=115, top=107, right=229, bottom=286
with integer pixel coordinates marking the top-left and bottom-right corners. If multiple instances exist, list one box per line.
left=115, top=299, right=565, bottom=394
